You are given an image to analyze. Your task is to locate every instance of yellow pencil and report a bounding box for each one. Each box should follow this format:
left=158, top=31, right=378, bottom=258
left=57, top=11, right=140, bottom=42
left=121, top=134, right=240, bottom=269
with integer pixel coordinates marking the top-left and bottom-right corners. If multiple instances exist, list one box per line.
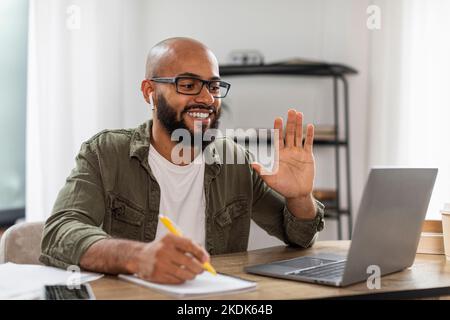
left=159, top=214, right=217, bottom=276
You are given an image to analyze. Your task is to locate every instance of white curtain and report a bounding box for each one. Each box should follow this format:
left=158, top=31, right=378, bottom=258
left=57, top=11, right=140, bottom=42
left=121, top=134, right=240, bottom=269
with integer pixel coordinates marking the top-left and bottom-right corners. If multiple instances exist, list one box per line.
left=368, top=0, right=450, bottom=219
left=26, top=0, right=149, bottom=221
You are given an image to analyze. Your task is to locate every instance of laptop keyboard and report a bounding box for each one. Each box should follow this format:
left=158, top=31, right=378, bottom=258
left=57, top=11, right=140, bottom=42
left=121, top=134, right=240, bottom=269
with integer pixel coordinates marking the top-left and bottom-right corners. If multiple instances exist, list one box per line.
left=287, top=261, right=346, bottom=280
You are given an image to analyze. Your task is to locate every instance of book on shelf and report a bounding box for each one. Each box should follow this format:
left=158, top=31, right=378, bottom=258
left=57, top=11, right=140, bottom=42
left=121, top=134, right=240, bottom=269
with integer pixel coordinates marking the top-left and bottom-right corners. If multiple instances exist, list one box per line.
left=417, top=220, right=445, bottom=255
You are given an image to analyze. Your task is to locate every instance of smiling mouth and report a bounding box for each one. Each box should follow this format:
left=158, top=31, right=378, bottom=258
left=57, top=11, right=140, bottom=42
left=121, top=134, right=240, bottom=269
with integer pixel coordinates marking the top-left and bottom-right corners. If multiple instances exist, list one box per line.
left=185, top=108, right=214, bottom=120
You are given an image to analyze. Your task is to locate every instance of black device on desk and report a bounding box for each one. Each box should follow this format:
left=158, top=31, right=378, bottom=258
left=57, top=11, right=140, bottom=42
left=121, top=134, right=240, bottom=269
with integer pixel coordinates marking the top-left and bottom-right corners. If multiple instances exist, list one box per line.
left=44, top=284, right=95, bottom=300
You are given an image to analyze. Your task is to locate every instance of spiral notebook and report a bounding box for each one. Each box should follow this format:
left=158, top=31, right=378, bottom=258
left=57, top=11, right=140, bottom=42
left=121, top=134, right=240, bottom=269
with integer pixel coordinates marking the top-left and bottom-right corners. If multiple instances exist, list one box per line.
left=118, top=272, right=257, bottom=298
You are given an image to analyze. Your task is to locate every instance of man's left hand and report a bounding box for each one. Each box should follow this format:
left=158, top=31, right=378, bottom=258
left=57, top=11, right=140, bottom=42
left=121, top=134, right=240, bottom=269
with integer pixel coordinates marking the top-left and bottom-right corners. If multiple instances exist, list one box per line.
left=252, top=109, right=316, bottom=219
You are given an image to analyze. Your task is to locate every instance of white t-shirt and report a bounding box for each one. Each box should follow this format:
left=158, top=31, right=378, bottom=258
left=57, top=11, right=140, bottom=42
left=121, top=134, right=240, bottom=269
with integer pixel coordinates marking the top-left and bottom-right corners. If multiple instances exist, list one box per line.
left=148, top=143, right=206, bottom=247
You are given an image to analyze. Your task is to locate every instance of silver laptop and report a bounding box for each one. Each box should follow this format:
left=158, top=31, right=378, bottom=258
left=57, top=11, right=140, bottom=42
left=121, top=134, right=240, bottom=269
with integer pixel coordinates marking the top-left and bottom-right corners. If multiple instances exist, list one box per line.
left=245, top=168, right=438, bottom=287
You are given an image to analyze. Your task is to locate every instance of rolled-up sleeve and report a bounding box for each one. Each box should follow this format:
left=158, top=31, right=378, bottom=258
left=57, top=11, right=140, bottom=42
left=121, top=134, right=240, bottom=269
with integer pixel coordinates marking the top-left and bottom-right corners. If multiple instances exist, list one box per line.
left=282, top=201, right=325, bottom=247
left=40, top=142, right=110, bottom=269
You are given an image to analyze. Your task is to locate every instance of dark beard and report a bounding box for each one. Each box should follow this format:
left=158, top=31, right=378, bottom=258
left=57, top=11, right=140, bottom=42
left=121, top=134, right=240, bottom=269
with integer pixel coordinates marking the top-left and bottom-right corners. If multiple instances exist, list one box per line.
left=155, top=93, right=221, bottom=150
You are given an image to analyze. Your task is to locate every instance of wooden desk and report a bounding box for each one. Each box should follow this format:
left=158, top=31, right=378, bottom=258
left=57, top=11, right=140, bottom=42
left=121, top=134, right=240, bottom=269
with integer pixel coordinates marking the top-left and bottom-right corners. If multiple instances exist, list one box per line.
left=90, top=241, right=450, bottom=300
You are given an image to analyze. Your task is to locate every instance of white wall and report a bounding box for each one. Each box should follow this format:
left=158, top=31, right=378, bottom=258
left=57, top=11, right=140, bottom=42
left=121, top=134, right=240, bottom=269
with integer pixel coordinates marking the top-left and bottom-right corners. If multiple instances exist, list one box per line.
left=126, top=0, right=372, bottom=247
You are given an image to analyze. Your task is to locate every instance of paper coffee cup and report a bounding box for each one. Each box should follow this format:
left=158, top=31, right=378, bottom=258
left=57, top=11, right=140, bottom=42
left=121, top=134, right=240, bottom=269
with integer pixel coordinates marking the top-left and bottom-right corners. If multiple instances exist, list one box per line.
left=442, top=205, right=450, bottom=261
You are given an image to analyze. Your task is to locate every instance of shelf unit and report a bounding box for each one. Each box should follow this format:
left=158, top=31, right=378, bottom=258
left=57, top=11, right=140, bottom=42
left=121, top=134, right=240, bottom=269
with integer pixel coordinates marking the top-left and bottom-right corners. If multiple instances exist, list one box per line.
left=219, top=61, right=357, bottom=239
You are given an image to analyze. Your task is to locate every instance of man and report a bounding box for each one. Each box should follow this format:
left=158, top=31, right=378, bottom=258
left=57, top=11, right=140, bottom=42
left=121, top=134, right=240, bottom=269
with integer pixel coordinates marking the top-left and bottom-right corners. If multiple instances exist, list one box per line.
left=40, top=37, right=324, bottom=284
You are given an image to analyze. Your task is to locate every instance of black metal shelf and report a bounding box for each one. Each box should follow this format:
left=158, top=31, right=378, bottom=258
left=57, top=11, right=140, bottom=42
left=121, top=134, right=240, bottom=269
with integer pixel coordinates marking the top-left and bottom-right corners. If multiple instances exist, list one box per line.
left=220, top=62, right=357, bottom=77
left=325, top=211, right=350, bottom=219
left=221, top=61, right=357, bottom=239
left=233, top=136, right=347, bottom=146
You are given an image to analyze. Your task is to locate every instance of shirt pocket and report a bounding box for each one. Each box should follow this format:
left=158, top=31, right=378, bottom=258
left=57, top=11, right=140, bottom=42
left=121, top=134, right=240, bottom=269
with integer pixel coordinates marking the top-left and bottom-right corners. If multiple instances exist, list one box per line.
left=215, top=196, right=249, bottom=227
left=213, top=196, right=250, bottom=253
left=109, top=194, right=145, bottom=241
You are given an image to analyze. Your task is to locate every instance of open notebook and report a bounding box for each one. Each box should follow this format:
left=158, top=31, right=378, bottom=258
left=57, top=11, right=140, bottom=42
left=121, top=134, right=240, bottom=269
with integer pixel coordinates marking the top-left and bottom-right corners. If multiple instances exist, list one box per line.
left=0, top=263, right=103, bottom=299
left=118, top=272, right=257, bottom=298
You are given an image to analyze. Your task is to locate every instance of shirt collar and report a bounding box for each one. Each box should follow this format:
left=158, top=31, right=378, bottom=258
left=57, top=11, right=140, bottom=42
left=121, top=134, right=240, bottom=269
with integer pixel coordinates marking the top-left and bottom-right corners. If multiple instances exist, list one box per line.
left=129, top=119, right=222, bottom=177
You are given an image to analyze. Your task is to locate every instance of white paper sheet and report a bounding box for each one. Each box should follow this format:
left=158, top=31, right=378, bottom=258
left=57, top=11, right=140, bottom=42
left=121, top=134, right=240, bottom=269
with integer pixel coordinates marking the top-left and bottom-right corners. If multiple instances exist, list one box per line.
left=119, top=272, right=257, bottom=298
left=0, top=263, right=103, bottom=299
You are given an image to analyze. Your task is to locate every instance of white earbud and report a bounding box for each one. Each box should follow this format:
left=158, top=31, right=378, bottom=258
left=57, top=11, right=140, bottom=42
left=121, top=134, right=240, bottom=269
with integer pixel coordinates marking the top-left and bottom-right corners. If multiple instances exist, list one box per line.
left=149, top=92, right=155, bottom=110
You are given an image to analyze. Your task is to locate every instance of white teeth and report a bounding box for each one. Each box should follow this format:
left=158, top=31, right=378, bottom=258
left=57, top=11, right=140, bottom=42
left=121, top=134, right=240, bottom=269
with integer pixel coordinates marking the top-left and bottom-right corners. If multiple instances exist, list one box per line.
left=188, top=112, right=209, bottom=119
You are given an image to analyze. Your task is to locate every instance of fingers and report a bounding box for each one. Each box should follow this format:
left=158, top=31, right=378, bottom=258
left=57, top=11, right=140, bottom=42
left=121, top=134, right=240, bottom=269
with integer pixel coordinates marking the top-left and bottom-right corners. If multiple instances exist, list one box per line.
left=171, top=264, right=199, bottom=282
left=304, top=124, right=314, bottom=153
left=252, top=162, right=270, bottom=177
left=154, top=261, right=196, bottom=284
left=274, top=117, right=284, bottom=149
left=137, top=258, right=187, bottom=284
left=251, top=162, right=276, bottom=185
left=251, top=162, right=262, bottom=176
left=277, top=109, right=313, bottom=151
left=153, top=261, right=188, bottom=284
left=170, top=235, right=209, bottom=264
left=295, top=112, right=303, bottom=147
left=285, top=109, right=297, bottom=147
left=156, top=237, right=207, bottom=283
left=172, top=249, right=205, bottom=274
left=168, top=244, right=205, bottom=281
left=160, top=274, right=184, bottom=284
left=137, top=234, right=211, bottom=284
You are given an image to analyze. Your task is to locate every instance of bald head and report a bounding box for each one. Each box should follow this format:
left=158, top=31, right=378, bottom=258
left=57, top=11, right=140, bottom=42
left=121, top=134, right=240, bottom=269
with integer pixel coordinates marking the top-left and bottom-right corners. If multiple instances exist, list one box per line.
left=145, top=37, right=218, bottom=79
left=141, top=37, right=224, bottom=145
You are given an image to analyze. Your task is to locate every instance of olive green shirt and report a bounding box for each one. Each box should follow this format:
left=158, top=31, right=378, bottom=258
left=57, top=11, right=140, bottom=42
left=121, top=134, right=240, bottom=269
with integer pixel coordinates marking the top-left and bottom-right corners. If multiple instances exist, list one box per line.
left=40, top=120, right=325, bottom=269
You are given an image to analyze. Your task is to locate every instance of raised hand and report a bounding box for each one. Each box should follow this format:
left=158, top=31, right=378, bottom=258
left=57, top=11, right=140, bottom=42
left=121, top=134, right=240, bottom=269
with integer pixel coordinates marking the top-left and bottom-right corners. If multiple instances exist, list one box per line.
left=252, top=109, right=315, bottom=200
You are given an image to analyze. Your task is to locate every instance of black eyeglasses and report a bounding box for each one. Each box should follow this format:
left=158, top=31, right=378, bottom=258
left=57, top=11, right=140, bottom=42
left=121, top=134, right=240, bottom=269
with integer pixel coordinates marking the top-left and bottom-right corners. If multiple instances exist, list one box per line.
left=150, top=76, right=231, bottom=98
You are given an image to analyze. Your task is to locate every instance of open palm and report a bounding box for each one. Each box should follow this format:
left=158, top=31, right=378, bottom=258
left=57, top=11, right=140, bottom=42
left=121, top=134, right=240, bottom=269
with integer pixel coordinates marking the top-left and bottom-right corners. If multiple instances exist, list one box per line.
left=252, top=109, right=315, bottom=199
